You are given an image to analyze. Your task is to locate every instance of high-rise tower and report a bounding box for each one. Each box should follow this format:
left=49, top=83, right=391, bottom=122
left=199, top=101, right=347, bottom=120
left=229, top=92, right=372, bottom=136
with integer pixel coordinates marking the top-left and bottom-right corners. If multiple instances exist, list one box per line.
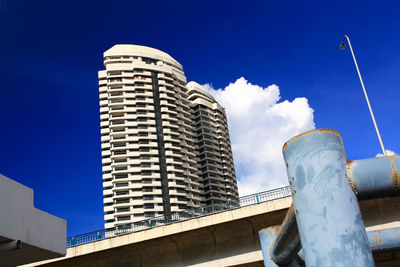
left=187, top=82, right=238, bottom=205
left=99, top=45, right=237, bottom=229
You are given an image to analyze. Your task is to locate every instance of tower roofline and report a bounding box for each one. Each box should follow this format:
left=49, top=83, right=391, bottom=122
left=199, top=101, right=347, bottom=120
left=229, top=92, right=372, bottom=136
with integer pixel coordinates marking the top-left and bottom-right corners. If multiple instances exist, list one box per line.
left=187, top=81, right=214, bottom=99
left=104, top=44, right=182, bottom=69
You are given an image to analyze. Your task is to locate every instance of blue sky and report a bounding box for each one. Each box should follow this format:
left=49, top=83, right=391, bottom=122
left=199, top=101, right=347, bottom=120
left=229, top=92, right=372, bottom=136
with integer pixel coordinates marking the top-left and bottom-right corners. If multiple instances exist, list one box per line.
left=0, top=0, right=399, bottom=236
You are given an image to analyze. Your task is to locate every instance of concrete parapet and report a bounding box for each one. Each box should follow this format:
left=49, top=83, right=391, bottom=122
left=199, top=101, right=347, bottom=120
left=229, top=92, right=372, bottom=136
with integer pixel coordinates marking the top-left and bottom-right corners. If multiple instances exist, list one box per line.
left=0, top=174, right=66, bottom=266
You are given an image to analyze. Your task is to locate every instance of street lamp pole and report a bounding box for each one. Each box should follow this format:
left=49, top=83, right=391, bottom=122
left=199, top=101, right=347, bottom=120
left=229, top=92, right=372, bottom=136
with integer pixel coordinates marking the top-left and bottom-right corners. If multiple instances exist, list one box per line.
left=340, top=35, right=387, bottom=156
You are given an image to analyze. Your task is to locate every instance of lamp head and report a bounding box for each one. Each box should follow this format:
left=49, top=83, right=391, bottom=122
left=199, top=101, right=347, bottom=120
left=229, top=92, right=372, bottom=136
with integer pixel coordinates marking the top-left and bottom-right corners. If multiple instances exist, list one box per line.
left=340, top=36, right=346, bottom=50
left=339, top=41, right=346, bottom=50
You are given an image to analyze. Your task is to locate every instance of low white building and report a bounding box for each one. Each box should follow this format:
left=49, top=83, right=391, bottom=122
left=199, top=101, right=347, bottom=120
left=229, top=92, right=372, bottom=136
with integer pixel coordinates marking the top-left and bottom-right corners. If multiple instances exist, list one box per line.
left=0, top=174, right=66, bottom=266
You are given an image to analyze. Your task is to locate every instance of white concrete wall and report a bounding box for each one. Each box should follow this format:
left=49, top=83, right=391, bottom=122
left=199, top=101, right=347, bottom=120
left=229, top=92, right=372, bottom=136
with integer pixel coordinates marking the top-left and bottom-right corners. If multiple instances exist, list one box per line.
left=0, top=174, right=66, bottom=266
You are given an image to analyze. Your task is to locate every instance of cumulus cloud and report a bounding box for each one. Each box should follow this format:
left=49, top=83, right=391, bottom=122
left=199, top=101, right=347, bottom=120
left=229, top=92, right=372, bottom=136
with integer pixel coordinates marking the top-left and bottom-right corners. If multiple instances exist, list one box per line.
left=204, top=77, right=315, bottom=196
left=376, top=149, right=397, bottom=157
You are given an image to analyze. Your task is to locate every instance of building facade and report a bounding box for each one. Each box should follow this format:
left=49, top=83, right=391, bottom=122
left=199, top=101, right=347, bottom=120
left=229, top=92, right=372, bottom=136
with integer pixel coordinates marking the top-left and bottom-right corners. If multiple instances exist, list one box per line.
left=99, top=45, right=238, bottom=229
left=187, top=82, right=238, bottom=205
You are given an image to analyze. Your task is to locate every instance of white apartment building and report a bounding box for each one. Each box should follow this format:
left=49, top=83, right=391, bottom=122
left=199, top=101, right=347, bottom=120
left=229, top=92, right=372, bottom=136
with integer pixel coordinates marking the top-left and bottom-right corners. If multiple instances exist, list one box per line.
left=99, top=45, right=238, bottom=229
left=187, top=82, right=238, bottom=205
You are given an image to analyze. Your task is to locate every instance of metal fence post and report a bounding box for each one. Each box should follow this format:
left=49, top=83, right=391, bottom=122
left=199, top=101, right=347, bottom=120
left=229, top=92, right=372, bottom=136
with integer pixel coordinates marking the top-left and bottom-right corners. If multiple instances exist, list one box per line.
left=259, top=226, right=300, bottom=267
left=282, top=129, right=374, bottom=266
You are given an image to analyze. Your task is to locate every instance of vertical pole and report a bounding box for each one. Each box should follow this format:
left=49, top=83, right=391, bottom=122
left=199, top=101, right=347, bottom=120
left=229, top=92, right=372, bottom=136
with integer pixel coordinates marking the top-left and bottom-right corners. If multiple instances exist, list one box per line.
left=259, top=226, right=300, bottom=267
left=282, top=129, right=374, bottom=266
left=343, top=35, right=386, bottom=156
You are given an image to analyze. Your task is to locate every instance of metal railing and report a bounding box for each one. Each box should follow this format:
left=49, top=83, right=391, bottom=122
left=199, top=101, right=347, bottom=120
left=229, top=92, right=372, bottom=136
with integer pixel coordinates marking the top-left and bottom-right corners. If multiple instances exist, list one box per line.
left=67, top=186, right=291, bottom=248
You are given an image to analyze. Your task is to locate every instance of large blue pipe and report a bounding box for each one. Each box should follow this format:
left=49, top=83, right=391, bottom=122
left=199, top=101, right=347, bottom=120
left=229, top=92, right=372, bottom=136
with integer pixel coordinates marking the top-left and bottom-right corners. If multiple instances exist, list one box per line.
left=258, top=226, right=300, bottom=267
left=259, top=130, right=399, bottom=265
left=295, top=227, right=400, bottom=264
left=269, top=205, right=301, bottom=265
left=367, top=227, right=400, bottom=253
left=265, top=155, right=400, bottom=265
left=262, top=227, right=400, bottom=266
left=282, top=129, right=374, bottom=266
left=346, top=155, right=400, bottom=200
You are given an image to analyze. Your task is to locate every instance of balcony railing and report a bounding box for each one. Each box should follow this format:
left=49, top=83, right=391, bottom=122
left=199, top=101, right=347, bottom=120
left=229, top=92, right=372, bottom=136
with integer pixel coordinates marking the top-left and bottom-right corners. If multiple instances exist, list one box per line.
left=66, top=186, right=291, bottom=248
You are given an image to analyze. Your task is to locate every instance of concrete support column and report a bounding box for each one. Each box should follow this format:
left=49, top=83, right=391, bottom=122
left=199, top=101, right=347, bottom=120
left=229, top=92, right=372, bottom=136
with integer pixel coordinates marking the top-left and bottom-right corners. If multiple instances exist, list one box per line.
left=282, top=129, right=374, bottom=266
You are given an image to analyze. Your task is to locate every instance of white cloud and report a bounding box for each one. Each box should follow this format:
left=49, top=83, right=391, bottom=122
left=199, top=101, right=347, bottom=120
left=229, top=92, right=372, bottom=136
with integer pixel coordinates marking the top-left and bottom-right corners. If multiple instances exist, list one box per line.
left=204, top=77, right=315, bottom=196
left=376, top=149, right=396, bottom=157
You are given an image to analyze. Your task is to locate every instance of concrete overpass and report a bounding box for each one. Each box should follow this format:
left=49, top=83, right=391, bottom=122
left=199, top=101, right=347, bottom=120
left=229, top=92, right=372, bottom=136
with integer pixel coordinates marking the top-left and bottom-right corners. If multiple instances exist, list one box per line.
left=22, top=194, right=400, bottom=267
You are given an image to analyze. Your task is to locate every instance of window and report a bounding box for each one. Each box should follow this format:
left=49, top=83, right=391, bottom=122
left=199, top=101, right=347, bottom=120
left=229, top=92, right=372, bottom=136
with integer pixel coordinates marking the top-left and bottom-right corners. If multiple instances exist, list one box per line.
left=115, top=183, right=128, bottom=187
left=117, top=207, right=130, bottom=212
left=144, top=212, right=155, bottom=218
left=115, top=191, right=129, bottom=196
left=117, top=216, right=131, bottom=221
left=115, top=174, right=128, bottom=179
left=108, top=71, right=122, bottom=76
left=140, top=163, right=151, bottom=167
left=115, top=199, right=129, bottom=204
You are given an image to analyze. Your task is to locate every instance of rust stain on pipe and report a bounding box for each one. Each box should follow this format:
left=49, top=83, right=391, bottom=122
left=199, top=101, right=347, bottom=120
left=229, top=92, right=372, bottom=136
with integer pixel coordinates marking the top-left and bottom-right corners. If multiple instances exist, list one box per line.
left=282, top=129, right=342, bottom=153
left=289, top=180, right=296, bottom=196
left=387, top=156, right=400, bottom=193
left=345, top=160, right=358, bottom=193
left=274, top=225, right=280, bottom=236
left=260, top=226, right=280, bottom=242
left=373, top=234, right=379, bottom=248
left=264, top=225, right=281, bottom=250
left=372, top=230, right=384, bottom=248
